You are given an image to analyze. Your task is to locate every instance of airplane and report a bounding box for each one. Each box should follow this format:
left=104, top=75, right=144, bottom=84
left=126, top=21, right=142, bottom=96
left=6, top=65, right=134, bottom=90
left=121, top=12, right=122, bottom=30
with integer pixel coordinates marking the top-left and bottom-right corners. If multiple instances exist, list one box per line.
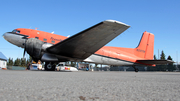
left=3, top=20, right=173, bottom=72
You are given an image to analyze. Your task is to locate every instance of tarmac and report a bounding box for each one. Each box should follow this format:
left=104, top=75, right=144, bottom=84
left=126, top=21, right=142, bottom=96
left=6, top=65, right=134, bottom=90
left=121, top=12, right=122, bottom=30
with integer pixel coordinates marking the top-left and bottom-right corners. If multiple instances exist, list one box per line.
left=0, top=70, right=180, bottom=101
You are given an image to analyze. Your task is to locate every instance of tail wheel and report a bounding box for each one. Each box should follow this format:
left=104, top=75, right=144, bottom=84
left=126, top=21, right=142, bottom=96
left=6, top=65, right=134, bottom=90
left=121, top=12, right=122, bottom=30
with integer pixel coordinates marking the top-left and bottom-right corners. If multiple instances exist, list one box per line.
left=132, top=66, right=139, bottom=73
left=135, top=68, right=139, bottom=72
left=45, top=62, right=56, bottom=71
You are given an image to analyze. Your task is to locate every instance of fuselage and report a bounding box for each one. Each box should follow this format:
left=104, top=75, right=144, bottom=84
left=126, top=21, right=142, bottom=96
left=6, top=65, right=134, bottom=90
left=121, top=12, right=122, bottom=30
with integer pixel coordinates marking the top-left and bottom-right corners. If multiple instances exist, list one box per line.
left=3, top=28, right=153, bottom=66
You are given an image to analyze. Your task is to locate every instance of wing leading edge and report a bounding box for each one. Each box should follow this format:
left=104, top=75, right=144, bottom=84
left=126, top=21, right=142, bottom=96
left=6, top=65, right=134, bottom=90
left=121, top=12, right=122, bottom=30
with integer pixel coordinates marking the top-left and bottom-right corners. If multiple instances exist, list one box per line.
left=47, top=20, right=130, bottom=60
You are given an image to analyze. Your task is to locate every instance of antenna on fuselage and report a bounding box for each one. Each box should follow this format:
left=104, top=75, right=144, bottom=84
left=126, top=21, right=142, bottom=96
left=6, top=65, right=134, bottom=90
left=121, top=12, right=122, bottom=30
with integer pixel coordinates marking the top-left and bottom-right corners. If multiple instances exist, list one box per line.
left=51, top=31, right=54, bottom=34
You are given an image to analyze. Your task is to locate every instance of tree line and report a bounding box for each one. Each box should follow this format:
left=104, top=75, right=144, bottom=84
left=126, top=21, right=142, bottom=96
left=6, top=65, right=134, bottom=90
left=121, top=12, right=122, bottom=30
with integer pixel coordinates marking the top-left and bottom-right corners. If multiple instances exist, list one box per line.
left=7, top=57, right=32, bottom=67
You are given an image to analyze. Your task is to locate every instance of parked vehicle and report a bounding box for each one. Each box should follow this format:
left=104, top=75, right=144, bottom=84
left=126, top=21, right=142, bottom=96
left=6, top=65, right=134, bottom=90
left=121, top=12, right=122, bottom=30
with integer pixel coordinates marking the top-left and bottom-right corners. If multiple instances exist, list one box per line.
left=56, top=63, right=78, bottom=72
left=30, top=63, right=44, bottom=70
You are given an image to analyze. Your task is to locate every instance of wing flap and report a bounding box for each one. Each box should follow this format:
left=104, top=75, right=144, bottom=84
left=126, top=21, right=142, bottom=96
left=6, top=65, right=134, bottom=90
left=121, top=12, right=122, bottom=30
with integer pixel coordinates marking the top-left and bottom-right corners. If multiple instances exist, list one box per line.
left=47, top=20, right=130, bottom=60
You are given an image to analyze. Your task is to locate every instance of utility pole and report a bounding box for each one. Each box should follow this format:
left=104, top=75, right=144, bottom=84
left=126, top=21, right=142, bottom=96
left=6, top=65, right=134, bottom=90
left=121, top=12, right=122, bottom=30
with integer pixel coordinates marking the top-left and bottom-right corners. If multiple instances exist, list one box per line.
left=158, top=49, right=159, bottom=59
left=177, top=51, right=178, bottom=65
left=176, top=51, right=179, bottom=71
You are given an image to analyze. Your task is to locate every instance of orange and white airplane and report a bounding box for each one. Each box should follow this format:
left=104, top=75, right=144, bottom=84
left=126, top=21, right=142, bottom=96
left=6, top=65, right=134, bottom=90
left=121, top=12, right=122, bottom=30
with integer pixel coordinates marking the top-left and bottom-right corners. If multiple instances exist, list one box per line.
left=3, top=20, right=173, bottom=72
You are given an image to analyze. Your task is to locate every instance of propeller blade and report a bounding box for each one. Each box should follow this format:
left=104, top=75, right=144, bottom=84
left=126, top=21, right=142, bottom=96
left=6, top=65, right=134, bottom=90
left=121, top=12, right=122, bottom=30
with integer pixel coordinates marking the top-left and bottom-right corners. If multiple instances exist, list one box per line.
left=23, top=49, right=26, bottom=59
left=23, top=40, right=27, bottom=59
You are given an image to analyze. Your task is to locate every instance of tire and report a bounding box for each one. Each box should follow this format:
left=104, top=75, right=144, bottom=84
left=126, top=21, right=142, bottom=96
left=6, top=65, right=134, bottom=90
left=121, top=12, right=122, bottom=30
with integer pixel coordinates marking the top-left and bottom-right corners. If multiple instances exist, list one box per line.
left=135, top=68, right=139, bottom=72
left=45, top=62, right=56, bottom=71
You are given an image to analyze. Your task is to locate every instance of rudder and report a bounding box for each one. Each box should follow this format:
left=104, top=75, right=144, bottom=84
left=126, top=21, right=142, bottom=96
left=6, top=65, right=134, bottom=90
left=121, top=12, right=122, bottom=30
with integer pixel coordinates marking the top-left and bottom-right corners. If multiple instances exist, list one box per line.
left=135, top=31, right=154, bottom=59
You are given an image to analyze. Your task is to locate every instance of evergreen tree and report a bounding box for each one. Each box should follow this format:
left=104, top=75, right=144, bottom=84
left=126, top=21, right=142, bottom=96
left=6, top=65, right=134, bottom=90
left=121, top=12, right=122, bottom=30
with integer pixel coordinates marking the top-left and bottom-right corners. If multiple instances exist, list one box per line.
left=7, top=58, right=10, bottom=65
left=167, top=55, right=175, bottom=71
left=154, top=55, right=157, bottom=60
left=159, top=51, right=167, bottom=71
left=14, top=58, right=20, bottom=66
left=160, top=50, right=166, bottom=60
left=21, top=58, right=26, bottom=67
left=167, top=55, right=172, bottom=60
left=7, top=58, right=13, bottom=66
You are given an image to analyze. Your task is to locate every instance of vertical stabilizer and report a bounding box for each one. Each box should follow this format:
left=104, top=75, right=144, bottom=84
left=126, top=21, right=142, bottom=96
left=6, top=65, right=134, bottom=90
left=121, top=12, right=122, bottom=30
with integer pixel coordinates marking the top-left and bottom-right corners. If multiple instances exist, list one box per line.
left=135, top=31, right=154, bottom=59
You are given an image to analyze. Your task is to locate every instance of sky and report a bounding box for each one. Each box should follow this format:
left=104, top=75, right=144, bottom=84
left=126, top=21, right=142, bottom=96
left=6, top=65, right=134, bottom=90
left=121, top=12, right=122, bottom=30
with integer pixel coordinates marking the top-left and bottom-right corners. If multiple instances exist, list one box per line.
left=0, top=0, right=180, bottom=63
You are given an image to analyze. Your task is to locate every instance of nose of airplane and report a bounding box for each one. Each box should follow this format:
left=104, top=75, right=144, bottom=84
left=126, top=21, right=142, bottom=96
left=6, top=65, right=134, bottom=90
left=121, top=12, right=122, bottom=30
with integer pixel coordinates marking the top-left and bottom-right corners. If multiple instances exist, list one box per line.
left=3, top=32, right=15, bottom=43
left=3, top=32, right=26, bottom=48
left=3, top=32, right=9, bottom=41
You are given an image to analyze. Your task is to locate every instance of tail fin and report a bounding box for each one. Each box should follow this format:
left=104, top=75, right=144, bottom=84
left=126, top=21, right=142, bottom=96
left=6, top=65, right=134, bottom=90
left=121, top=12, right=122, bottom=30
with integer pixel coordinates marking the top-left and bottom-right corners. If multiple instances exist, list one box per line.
left=135, top=31, right=154, bottom=59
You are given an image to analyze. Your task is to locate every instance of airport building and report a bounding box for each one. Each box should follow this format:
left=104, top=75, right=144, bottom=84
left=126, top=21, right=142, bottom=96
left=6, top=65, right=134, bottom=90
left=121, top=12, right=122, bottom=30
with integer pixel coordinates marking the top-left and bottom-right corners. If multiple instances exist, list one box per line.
left=0, top=52, right=7, bottom=70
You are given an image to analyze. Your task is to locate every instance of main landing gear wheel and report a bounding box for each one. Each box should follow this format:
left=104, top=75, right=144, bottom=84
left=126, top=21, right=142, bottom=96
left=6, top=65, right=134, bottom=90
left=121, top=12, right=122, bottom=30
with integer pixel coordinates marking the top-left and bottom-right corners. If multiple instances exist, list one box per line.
left=132, top=66, right=139, bottom=72
left=45, top=62, right=56, bottom=71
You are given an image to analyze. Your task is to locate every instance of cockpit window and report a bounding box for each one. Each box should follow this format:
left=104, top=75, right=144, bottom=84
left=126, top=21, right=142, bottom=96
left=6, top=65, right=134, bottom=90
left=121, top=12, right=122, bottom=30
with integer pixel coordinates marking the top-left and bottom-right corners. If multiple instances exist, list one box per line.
left=12, top=30, right=17, bottom=33
left=17, top=31, right=20, bottom=33
left=12, top=30, right=20, bottom=34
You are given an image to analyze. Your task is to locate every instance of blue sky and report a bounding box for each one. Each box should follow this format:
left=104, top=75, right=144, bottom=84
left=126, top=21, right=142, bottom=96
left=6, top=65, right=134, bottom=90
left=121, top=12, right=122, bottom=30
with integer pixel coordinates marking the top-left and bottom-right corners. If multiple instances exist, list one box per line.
left=0, top=0, right=180, bottom=62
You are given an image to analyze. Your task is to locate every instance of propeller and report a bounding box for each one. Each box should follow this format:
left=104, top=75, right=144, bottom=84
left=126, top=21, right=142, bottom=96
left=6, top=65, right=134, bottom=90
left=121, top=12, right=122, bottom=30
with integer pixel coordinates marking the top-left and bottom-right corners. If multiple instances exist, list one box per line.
left=23, top=40, right=27, bottom=59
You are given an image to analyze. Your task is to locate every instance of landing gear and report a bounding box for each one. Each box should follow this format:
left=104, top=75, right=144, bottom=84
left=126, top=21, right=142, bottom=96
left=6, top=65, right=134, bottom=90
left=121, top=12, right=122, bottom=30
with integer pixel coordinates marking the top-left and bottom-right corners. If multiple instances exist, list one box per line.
left=132, top=66, right=139, bottom=72
left=45, top=62, right=56, bottom=71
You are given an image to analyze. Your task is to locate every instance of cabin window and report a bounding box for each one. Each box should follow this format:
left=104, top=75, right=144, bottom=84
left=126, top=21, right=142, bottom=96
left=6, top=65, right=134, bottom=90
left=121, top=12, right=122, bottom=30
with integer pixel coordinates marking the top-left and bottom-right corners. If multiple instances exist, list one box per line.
left=43, top=38, right=47, bottom=41
left=51, top=41, right=55, bottom=43
left=35, top=37, right=39, bottom=39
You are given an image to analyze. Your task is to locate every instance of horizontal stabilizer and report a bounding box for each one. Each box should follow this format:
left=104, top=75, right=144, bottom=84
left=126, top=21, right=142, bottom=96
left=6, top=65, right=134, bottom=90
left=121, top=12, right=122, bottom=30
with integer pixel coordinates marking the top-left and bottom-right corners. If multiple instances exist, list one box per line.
left=137, top=60, right=174, bottom=65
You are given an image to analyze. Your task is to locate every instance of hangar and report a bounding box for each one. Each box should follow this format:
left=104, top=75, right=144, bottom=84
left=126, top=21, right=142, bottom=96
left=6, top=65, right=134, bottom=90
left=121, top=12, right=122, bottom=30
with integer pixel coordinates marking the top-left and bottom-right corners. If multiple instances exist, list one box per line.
left=0, top=52, right=7, bottom=70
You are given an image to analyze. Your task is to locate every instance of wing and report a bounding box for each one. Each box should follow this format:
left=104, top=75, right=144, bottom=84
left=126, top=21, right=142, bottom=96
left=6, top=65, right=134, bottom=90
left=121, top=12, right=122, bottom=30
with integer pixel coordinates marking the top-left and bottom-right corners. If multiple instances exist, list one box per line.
left=47, top=20, right=130, bottom=60
left=137, top=60, right=174, bottom=65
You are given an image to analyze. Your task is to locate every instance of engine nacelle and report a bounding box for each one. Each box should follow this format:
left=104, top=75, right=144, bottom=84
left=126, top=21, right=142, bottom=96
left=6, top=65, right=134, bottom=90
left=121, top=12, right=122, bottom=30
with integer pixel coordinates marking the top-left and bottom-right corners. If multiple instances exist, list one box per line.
left=25, top=38, right=44, bottom=62
left=25, top=38, right=61, bottom=62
